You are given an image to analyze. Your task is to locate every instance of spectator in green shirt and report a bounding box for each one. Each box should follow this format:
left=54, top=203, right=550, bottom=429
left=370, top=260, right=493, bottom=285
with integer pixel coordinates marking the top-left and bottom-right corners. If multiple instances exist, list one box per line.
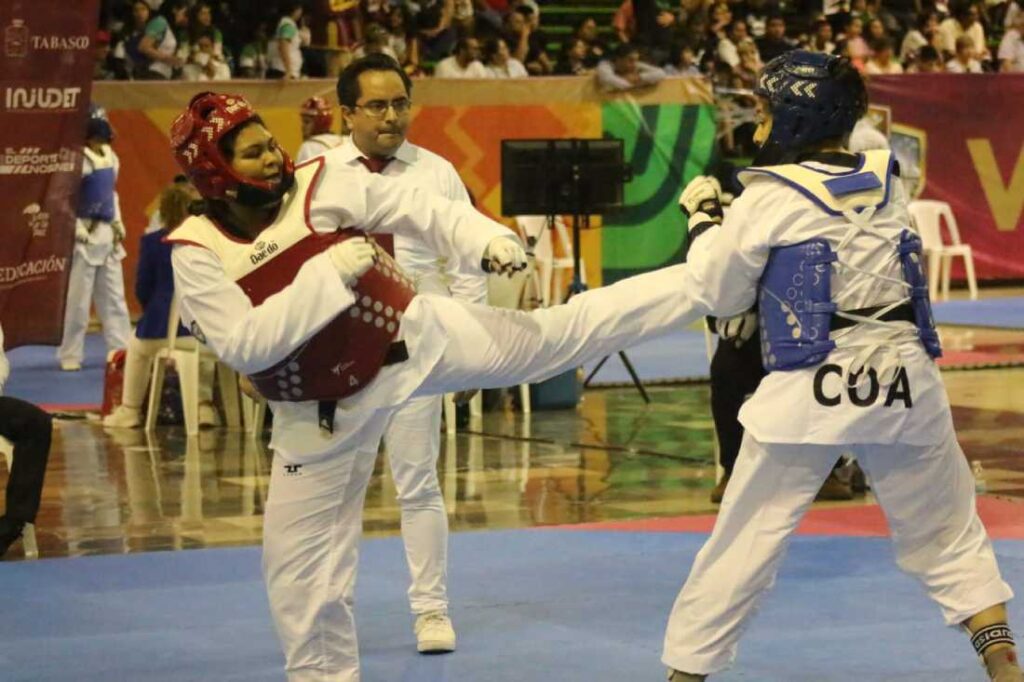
left=268, top=1, right=306, bottom=80
left=238, top=21, right=270, bottom=79
left=136, top=0, right=188, bottom=80
left=188, top=2, right=225, bottom=62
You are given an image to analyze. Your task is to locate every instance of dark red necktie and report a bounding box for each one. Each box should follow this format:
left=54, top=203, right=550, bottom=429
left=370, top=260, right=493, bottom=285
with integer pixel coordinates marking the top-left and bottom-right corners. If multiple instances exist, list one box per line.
left=358, top=156, right=394, bottom=174
left=357, top=156, right=395, bottom=255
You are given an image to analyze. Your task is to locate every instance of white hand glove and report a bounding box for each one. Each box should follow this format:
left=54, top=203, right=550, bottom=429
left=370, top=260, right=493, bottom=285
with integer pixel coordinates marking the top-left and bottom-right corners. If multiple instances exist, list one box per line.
left=718, top=309, right=758, bottom=347
left=328, top=238, right=377, bottom=286
left=678, top=175, right=724, bottom=225
left=75, top=223, right=90, bottom=244
left=111, top=220, right=126, bottom=243
left=483, top=237, right=527, bottom=277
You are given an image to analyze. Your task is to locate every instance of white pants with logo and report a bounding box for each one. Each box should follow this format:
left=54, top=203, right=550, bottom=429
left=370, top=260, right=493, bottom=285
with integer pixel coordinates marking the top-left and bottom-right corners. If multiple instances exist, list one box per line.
left=262, top=263, right=698, bottom=681
left=383, top=394, right=448, bottom=615
left=57, top=251, right=130, bottom=365
left=662, top=432, right=1014, bottom=675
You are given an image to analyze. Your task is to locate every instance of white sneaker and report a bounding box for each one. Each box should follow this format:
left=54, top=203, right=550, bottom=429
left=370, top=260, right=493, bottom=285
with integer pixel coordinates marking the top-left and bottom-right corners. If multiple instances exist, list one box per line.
left=60, top=361, right=82, bottom=372
left=414, top=611, right=456, bottom=654
left=198, top=402, right=221, bottom=428
left=103, top=405, right=142, bottom=428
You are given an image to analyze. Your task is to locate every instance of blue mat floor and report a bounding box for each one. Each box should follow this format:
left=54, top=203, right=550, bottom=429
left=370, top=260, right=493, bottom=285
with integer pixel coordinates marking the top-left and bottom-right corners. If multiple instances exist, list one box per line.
left=4, top=334, right=108, bottom=406
left=582, top=328, right=711, bottom=386
left=933, top=296, right=1024, bottom=329
left=1, top=529, right=1020, bottom=681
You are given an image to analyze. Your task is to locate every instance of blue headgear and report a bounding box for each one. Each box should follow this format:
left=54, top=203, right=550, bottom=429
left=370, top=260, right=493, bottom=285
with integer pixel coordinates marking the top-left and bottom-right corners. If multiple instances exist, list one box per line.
left=753, top=51, right=867, bottom=165
left=87, top=103, right=114, bottom=143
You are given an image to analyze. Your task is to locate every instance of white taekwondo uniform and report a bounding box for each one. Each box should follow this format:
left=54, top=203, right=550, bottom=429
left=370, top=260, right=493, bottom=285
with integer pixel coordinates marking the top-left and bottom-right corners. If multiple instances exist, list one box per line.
left=662, top=150, right=1013, bottom=675
left=169, top=157, right=698, bottom=681
left=57, top=144, right=131, bottom=366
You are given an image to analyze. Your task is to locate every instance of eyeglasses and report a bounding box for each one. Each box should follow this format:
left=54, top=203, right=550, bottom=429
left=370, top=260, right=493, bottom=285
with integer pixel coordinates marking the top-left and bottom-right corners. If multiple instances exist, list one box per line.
left=353, top=97, right=412, bottom=118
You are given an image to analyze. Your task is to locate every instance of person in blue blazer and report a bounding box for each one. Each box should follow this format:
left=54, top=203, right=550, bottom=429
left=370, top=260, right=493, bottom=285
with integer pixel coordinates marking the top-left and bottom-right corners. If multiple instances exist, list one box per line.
left=103, top=182, right=218, bottom=428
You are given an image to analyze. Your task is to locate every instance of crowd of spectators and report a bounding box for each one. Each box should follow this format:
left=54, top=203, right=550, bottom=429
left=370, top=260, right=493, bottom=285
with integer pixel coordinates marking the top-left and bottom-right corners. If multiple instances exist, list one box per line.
left=95, top=0, right=1024, bottom=86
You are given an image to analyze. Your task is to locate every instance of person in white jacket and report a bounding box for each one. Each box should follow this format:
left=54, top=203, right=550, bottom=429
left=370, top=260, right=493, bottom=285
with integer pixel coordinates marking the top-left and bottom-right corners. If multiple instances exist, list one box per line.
left=326, top=54, right=486, bottom=654
left=56, top=106, right=131, bottom=371
left=662, top=51, right=1020, bottom=682
left=166, top=90, right=699, bottom=682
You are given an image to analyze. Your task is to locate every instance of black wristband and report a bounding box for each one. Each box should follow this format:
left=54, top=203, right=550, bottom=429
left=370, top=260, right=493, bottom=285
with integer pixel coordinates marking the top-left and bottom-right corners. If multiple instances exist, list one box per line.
left=682, top=221, right=718, bottom=261
left=697, top=197, right=724, bottom=221
left=689, top=221, right=717, bottom=243
left=678, top=197, right=724, bottom=221
left=972, top=624, right=1015, bottom=657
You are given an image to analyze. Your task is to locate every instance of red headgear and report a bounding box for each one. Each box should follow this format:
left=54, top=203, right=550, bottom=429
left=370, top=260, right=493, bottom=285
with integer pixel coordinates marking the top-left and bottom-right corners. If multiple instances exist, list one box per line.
left=299, top=96, right=334, bottom=135
left=170, top=91, right=295, bottom=205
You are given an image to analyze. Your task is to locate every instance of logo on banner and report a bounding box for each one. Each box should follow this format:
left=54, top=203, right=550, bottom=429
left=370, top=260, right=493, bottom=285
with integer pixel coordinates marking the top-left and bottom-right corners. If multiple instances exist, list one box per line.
left=890, top=124, right=927, bottom=200
left=4, top=87, right=82, bottom=112
left=0, top=146, right=79, bottom=175
left=22, top=203, right=49, bottom=237
left=4, top=18, right=89, bottom=58
left=4, top=19, right=29, bottom=57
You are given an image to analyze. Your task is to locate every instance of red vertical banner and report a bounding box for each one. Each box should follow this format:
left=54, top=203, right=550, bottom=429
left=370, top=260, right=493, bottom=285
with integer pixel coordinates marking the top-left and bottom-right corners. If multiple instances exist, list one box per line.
left=868, top=75, right=1024, bottom=281
left=0, top=0, right=98, bottom=348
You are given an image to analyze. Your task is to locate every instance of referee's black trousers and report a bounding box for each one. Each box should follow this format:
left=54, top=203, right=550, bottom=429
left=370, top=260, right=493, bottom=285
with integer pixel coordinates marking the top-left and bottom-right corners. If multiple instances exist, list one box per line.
left=709, top=336, right=766, bottom=475
left=0, top=397, right=52, bottom=523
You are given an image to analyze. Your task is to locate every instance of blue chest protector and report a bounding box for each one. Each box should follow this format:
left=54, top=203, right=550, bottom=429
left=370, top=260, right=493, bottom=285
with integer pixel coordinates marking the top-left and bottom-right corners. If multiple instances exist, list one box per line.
left=898, top=230, right=943, bottom=359
left=741, top=150, right=942, bottom=372
left=758, top=240, right=838, bottom=371
left=78, top=163, right=116, bottom=222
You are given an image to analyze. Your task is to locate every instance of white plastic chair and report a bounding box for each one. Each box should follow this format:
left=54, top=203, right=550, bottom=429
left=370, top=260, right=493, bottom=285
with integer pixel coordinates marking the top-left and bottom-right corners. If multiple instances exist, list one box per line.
left=145, top=296, right=241, bottom=436
left=907, top=200, right=978, bottom=301
left=0, top=437, right=38, bottom=559
left=241, top=391, right=268, bottom=437
left=515, top=215, right=586, bottom=306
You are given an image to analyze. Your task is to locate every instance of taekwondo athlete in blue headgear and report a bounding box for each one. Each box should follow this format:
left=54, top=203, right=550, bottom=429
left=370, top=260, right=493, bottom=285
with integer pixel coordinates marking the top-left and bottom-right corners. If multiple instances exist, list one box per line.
left=665, top=51, right=1020, bottom=682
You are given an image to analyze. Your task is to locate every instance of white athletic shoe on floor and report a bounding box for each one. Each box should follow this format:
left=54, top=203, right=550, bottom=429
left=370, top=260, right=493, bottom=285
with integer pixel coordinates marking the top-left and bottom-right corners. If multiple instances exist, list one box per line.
left=415, top=611, right=456, bottom=654
left=103, top=405, right=142, bottom=428
left=60, top=361, right=82, bottom=372
left=198, top=402, right=221, bottom=428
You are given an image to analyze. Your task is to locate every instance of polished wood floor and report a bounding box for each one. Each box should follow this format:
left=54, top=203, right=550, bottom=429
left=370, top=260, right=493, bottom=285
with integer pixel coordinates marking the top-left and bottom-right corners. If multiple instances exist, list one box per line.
left=3, top=324, right=1024, bottom=561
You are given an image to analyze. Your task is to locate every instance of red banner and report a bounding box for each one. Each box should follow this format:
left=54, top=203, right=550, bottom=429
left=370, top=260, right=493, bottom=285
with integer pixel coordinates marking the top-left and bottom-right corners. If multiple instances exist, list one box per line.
left=0, top=1, right=97, bottom=349
left=869, top=75, right=1024, bottom=281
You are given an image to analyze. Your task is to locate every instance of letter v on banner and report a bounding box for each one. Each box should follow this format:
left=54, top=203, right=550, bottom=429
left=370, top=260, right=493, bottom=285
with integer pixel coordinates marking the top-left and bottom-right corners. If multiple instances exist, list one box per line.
left=966, top=139, right=1024, bottom=232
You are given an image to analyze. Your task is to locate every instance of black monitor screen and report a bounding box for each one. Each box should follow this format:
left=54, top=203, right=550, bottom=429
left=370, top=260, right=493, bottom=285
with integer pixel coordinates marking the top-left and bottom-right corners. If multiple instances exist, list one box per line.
left=501, top=139, right=627, bottom=217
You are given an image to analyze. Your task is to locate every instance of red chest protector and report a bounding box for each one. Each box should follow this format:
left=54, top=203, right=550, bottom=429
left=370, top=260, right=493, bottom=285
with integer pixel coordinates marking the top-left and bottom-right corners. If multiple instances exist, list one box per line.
left=242, top=231, right=415, bottom=401
left=169, top=158, right=417, bottom=402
